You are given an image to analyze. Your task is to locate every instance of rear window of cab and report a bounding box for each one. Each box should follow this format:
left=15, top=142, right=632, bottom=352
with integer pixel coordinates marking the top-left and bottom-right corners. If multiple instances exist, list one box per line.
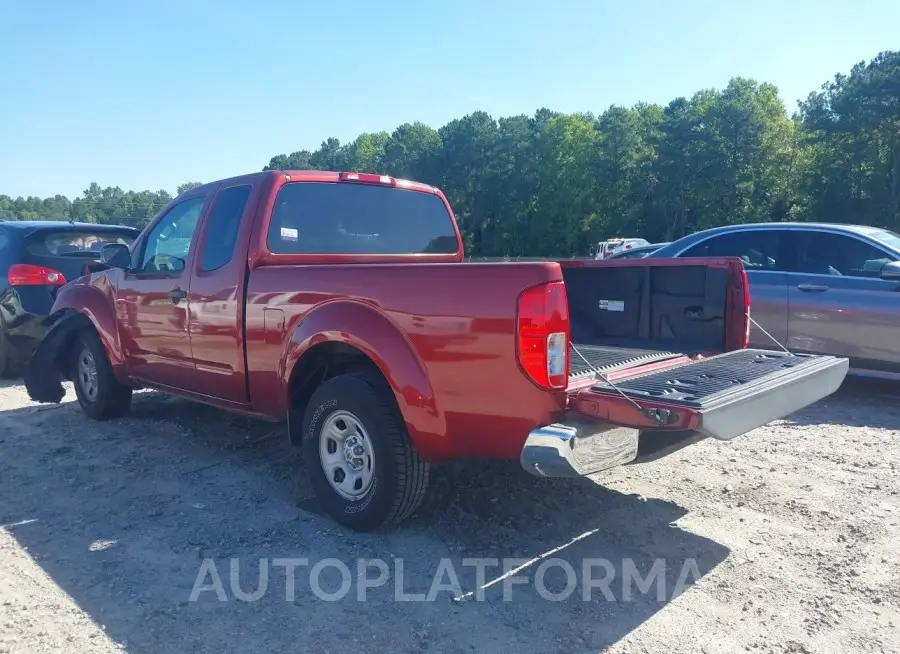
left=266, top=182, right=459, bottom=256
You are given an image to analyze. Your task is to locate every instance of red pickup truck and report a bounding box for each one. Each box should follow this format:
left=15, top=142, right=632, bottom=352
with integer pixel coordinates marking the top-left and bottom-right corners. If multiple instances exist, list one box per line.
left=25, top=170, right=849, bottom=531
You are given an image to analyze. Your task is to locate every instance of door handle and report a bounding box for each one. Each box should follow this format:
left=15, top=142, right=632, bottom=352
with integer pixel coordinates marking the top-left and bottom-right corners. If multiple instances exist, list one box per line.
left=167, top=288, right=188, bottom=304
left=797, top=283, right=829, bottom=293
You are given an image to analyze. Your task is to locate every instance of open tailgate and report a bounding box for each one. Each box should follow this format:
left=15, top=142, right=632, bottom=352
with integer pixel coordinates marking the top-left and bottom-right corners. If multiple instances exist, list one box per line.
left=571, top=349, right=848, bottom=441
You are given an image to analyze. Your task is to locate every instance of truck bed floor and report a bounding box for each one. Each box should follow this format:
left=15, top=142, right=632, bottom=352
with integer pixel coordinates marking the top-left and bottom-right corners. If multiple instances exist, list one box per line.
left=569, top=344, right=683, bottom=380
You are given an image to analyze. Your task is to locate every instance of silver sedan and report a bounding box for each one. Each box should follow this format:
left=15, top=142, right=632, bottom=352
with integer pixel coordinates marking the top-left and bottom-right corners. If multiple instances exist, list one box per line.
left=648, top=223, right=900, bottom=380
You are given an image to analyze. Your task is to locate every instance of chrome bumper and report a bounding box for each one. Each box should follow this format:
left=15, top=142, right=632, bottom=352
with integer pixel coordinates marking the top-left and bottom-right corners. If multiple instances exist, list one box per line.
left=520, top=415, right=640, bottom=478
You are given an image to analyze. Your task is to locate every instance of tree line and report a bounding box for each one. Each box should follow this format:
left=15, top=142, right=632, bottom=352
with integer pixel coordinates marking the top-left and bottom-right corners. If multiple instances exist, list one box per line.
left=2, top=51, right=898, bottom=257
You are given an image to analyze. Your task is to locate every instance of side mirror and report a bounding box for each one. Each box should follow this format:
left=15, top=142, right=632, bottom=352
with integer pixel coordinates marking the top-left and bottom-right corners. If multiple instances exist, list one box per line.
left=880, top=261, right=900, bottom=280
left=100, top=243, right=132, bottom=270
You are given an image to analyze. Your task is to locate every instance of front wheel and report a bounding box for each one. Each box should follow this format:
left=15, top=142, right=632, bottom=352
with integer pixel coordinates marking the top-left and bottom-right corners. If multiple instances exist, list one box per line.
left=300, top=371, right=429, bottom=532
left=0, top=329, right=18, bottom=378
left=72, top=330, right=133, bottom=420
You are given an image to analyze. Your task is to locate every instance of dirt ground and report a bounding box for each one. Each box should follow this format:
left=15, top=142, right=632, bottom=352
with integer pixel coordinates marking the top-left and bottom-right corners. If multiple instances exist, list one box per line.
left=0, top=376, right=898, bottom=654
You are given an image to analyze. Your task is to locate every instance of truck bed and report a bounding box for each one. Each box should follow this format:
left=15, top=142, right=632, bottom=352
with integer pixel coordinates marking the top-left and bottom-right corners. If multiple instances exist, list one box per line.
left=559, top=259, right=741, bottom=384
left=568, top=343, right=685, bottom=381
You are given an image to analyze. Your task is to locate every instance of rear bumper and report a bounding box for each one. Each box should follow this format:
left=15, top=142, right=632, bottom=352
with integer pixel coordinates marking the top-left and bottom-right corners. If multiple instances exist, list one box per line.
left=0, top=287, right=55, bottom=370
left=521, top=352, right=850, bottom=478
left=2, top=316, right=48, bottom=358
left=520, top=414, right=640, bottom=478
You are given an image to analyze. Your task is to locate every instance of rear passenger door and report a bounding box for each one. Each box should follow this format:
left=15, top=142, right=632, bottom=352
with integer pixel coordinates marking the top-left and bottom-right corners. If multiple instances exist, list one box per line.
left=786, top=230, right=900, bottom=371
left=679, top=229, right=789, bottom=350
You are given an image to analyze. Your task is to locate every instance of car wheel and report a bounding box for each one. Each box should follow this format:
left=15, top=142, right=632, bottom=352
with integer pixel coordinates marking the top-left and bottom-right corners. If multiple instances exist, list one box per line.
left=72, top=330, right=133, bottom=420
left=0, top=330, right=12, bottom=378
left=300, top=370, right=429, bottom=532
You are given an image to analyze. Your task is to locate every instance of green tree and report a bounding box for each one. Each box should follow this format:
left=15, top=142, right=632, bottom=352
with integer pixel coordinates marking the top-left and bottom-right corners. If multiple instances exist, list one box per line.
left=4, top=51, right=898, bottom=248
left=177, top=182, right=203, bottom=195
left=797, top=51, right=900, bottom=228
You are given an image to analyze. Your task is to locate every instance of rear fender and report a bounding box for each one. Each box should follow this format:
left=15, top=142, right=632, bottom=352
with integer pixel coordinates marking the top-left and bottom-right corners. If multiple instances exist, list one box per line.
left=281, top=300, right=449, bottom=460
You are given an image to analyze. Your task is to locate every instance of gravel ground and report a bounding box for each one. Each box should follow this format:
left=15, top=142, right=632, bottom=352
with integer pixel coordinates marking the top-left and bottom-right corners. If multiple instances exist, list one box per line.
left=1, top=376, right=898, bottom=654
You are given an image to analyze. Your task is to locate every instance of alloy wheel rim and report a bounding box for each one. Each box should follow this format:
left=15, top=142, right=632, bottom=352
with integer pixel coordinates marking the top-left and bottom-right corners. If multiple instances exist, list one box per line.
left=77, top=347, right=99, bottom=402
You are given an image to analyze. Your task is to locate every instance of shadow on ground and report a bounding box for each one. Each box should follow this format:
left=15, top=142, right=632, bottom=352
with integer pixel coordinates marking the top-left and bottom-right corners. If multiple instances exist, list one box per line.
left=784, top=376, right=900, bottom=430
left=0, top=390, right=728, bottom=653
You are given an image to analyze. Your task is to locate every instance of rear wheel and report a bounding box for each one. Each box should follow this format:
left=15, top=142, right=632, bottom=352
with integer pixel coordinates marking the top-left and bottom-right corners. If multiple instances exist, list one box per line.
left=0, top=330, right=17, bottom=378
left=72, top=330, right=132, bottom=420
left=300, top=371, right=429, bottom=532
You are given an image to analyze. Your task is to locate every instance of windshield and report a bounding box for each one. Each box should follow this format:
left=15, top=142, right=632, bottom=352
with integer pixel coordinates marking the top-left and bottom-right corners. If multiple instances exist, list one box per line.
left=869, top=229, right=900, bottom=252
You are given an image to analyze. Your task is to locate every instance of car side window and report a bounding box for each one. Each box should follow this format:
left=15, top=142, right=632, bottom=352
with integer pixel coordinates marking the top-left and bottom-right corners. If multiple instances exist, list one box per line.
left=795, top=231, right=895, bottom=278
left=200, top=185, right=252, bottom=272
left=138, top=197, right=206, bottom=273
left=681, top=230, right=782, bottom=270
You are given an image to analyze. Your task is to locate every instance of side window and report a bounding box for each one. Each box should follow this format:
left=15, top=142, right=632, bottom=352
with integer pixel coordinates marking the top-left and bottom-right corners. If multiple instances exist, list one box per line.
left=138, top=197, right=206, bottom=273
left=795, top=231, right=895, bottom=277
left=682, top=230, right=782, bottom=270
left=200, top=185, right=252, bottom=272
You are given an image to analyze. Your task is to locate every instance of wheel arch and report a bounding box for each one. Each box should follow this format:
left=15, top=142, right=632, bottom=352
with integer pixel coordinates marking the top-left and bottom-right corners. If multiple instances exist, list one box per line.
left=286, top=340, right=384, bottom=445
left=52, top=282, right=127, bottom=376
left=281, top=300, right=449, bottom=460
left=23, top=308, right=115, bottom=404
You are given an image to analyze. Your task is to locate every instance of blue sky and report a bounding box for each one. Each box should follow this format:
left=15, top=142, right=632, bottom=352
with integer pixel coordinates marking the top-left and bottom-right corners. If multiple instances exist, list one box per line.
left=1, top=0, right=897, bottom=199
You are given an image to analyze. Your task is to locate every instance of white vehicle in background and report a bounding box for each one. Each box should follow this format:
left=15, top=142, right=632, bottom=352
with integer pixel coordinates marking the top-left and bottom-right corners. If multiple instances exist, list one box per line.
left=594, top=237, right=650, bottom=259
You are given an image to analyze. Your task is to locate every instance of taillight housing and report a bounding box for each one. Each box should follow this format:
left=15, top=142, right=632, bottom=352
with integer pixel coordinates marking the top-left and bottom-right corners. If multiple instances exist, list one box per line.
left=516, top=281, right=570, bottom=389
left=7, top=264, right=67, bottom=287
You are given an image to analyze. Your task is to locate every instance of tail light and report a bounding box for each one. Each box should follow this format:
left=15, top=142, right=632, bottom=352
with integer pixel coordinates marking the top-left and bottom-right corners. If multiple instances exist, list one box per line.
left=741, top=268, right=751, bottom=348
left=516, top=281, right=570, bottom=389
left=7, top=264, right=67, bottom=287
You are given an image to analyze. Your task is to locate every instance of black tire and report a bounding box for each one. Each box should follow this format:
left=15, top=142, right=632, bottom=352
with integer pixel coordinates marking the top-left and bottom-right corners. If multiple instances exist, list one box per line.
left=0, top=332, right=12, bottom=379
left=300, top=370, right=429, bottom=532
left=72, top=329, right=133, bottom=420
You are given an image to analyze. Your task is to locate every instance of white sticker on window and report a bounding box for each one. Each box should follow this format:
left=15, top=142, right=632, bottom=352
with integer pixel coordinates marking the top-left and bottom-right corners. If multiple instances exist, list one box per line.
left=598, top=300, right=625, bottom=312
left=280, top=227, right=298, bottom=242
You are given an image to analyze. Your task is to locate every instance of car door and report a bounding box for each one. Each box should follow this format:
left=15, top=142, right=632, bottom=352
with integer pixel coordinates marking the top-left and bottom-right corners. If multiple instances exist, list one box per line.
left=116, top=194, right=209, bottom=388
left=678, top=228, right=790, bottom=350
left=786, top=229, right=900, bottom=372
left=187, top=183, right=256, bottom=403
